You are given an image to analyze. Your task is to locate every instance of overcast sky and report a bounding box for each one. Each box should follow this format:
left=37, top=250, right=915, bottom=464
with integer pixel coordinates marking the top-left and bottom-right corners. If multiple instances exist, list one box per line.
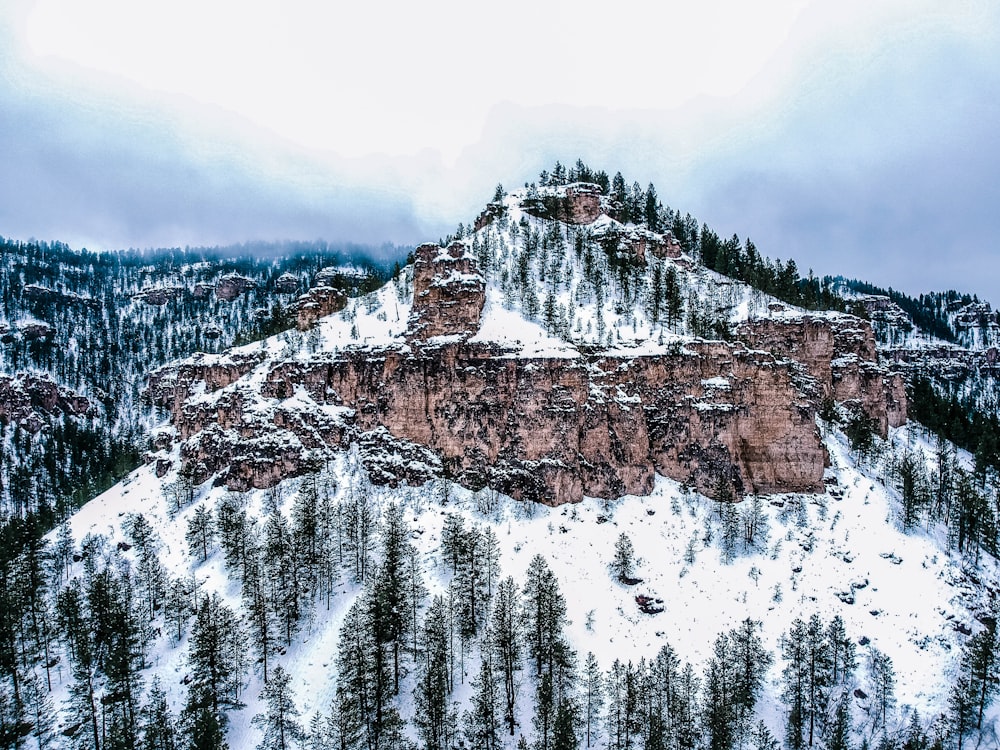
left=2, top=0, right=999, bottom=301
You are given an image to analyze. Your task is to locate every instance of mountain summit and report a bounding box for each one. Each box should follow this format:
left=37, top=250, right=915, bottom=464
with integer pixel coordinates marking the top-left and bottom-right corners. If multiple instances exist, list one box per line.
left=148, top=180, right=904, bottom=505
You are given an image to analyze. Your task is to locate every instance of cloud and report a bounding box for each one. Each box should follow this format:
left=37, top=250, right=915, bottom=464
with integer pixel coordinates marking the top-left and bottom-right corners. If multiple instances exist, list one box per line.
left=2, top=0, right=1000, bottom=304
left=0, top=76, right=436, bottom=250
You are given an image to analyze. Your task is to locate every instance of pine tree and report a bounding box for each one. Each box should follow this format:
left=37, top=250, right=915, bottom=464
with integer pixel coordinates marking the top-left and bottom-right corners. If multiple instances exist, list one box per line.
left=216, top=492, right=247, bottom=569
left=125, top=513, right=166, bottom=622
left=414, top=596, right=452, bottom=750
left=730, top=618, right=772, bottom=740
left=140, top=677, right=178, bottom=750
left=868, top=648, right=895, bottom=734
left=611, top=534, right=635, bottom=582
left=465, top=638, right=500, bottom=750
left=22, top=668, right=56, bottom=750
left=188, top=593, right=246, bottom=721
left=825, top=691, right=851, bottom=750
left=534, top=672, right=557, bottom=750
left=674, top=663, right=701, bottom=750
left=582, top=652, right=603, bottom=748
left=456, top=524, right=491, bottom=639
left=664, top=267, right=683, bottom=331
left=340, top=485, right=375, bottom=583
left=522, top=555, right=568, bottom=679
left=180, top=685, right=229, bottom=750
left=802, top=614, right=832, bottom=747
left=959, top=625, right=998, bottom=732
left=948, top=671, right=977, bottom=750
left=265, top=497, right=305, bottom=646
left=644, top=184, right=660, bottom=231
left=252, top=665, right=304, bottom=750
left=827, top=616, right=857, bottom=687
left=371, top=502, right=411, bottom=695
left=702, top=633, right=736, bottom=750
left=440, top=513, right=466, bottom=576
left=552, top=697, right=578, bottom=750
left=492, top=576, right=521, bottom=737
left=242, top=544, right=276, bottom=683
left=292, top=478, right=322, bottom=595
left=897, top=450, right=930, bottom=531
left=404, top=541, right=427, bottom=663
left=164, top=576, right=192, bottom=643
left=901, top=711, right=927, bottom=750
left=782, top=618, right=808, bottom=750
left=186, top=505, right=215, bottom=564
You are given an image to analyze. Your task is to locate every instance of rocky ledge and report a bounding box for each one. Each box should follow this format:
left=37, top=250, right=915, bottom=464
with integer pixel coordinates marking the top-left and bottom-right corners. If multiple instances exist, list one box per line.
left=407, top=242, right=486, bottom=340
left=147, top=241, right=908, bottom=505
left=151, top=338, right=827, bottom=503
left=736, top=311, right=906, bottom=435
left=0, top=373, right=91, bottom=433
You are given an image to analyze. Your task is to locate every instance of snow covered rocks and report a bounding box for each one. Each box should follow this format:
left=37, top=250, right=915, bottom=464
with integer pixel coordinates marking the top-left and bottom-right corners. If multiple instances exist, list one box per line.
left=406, top=241, right=486, bottom=340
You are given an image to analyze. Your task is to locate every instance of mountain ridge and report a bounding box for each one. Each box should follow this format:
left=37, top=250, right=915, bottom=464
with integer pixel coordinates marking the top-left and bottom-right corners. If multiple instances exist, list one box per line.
left=3, top=164, right=1000, bottom=750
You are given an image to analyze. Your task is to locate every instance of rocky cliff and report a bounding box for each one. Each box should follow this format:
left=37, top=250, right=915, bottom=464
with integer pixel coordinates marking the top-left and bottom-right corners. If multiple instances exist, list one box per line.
left=736, top=310, right=907, bottom=435
left=153, top=334, right=828, bottom=503
left=146, top=189, right=913, bottom=505
left=0, top=373, right=91, bottom=433
left=407, top=242, right=486, bottom=340
left=149, top=243, right=845, bottom=503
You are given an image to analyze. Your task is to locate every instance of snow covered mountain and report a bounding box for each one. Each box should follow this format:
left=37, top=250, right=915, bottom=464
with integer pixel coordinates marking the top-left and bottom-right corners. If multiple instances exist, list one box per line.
left=4, top=168, right=1000, bottom=750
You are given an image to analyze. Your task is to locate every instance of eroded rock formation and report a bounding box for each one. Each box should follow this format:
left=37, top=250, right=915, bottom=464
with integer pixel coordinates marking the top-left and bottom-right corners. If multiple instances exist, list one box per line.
left=147, top=234, right=906, bottom=505
left=133, top=287, right=184, bottom=305
left=215, top=275, right=256, bottom=301
left=407, top=242, right=486, bottom=340
left=294, top=285, right=348, bottom=331
left=152, top=338, right=827, bottom=501
left=736, top=313, right=907, bottom=434
left=0, top=373, right=91, bottom=433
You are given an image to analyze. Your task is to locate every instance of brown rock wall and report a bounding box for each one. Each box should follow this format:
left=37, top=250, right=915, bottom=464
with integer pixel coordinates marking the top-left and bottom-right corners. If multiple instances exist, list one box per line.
left=407, top=242, right=486, bottom=339
left=176, top=339, right=827, bottom=503
left=736, top=314, right=906, bottom=434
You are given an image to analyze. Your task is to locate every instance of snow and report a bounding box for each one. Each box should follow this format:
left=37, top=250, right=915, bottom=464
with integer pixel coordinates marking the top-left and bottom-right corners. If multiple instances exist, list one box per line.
left=43, top=415, right=1000, bottom=747
left=32, top=184, right=1000, bottom=747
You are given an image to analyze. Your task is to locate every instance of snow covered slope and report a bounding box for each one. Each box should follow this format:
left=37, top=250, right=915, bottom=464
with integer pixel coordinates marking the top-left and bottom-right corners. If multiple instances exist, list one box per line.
left=47, top=417, right=999, bottom=748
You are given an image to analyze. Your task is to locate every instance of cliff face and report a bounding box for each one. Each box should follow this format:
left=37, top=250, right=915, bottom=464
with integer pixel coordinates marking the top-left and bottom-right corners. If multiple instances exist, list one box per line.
left=0, top=373, right=91, bottom=433
left=147, top=212, right=909, bottom=505
left=736, top=312, right=906, bottom=435
left=149, top=243, right=832, bottom=503
left=407, top=242, right=486, bottom=340
left=157, top=337, right=826, bottom=502
left=294, top=285, right=348, bottom=331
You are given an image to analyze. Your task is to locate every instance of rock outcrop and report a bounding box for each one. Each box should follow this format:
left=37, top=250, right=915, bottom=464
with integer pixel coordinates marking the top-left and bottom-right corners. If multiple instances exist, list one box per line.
left=275, top=273, right=300, bottom=293
left=151, top=335, right=827, bottom=501
left=883, top=345, right=1000, bottom=380
left=146, top=199, right=909, bottom=505
left=19, top=321, right=55, bottom=340
left=521, top=183, right=608, bottom=225
left=407, top=242, right=486, bottom=340
left=0, top=373, right=90, bottom=433
left=215, top=275, right=256, bottom=301
left=591, top=222, right=682, bottom=263
left=133, top=287, right=184, bottom=305
left=736, top=313, right=907, bottom=434
left=294, top=286, right=348, bottom=331
left=146, top=351, right=266, bottom=416
left=23, top=284, right=100, bottom=309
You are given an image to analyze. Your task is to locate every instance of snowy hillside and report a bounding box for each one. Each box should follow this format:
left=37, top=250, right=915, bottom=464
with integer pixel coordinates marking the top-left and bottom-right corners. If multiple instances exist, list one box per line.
left=6, top=169, right=1000, bottom=750
left=46, top=417, right=999, bottom=749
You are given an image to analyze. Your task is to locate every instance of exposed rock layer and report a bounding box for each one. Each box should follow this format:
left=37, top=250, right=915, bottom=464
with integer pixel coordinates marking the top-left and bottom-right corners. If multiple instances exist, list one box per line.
left=735, top=314, right=906, bottom=434
left=0, top=373, right=90, bottom=433
left=407, top=242, right=486, bottom=340
left=153, top=337, right=828, bottom=502
left=148, top=235, right=907, bottom=504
